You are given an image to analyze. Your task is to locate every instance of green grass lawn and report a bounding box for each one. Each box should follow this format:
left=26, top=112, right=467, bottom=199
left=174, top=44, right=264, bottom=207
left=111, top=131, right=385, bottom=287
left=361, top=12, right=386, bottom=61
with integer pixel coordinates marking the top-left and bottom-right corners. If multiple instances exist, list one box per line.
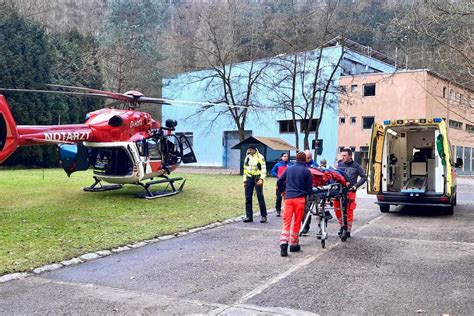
left=0, top=168, right=276, bottom=275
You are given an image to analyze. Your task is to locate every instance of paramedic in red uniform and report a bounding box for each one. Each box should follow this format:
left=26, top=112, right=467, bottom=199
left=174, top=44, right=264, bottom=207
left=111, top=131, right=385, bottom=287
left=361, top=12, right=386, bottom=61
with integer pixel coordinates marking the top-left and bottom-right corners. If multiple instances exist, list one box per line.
left=277, top=152, right=312, bottom=257
left=334, top=148, right=367, bottom=238
left=271, top=152, right=292, bottom=217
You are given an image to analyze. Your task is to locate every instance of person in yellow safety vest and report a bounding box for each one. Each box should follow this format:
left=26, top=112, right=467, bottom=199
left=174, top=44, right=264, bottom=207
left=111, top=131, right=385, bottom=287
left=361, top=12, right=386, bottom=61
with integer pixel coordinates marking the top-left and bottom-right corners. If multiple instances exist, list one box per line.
left=242, top=145, right=268, bottom=223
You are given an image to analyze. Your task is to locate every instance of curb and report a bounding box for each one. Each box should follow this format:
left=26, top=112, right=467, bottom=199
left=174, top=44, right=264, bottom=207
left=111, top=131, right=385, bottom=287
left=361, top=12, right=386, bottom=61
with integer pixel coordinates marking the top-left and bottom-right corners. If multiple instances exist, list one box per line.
left=0, top=211, right=274, bottom=284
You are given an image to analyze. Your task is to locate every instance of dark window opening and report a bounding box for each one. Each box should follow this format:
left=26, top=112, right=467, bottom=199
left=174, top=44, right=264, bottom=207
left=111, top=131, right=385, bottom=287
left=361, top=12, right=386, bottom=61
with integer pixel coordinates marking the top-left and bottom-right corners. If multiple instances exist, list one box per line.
left=279, top=120, right=296, bottom=133
left=466, top=124, right=474, bottom=134
left=360, top=146, right=369, bottom=152
left=362, top=116, right=375, bottom=129
left=351, top=84, right=358, bottom=92
left=339, top=117, right=346, bottom=124
left=449, top=119, right=463, bottom=129
left=300, top=119, right=319, bottom=132
left=350, top=117, right=357, bottom=124
left=363, top=83, right=376, bottom=96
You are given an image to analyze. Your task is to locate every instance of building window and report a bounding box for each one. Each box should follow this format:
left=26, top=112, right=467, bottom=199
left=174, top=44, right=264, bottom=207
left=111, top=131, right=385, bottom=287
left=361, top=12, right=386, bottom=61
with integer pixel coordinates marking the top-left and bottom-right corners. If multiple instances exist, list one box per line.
left=279, top=120, right=296, bottom=133
left=449, top=119, right=463, bottom=129
left=340, top=85, right=347, bottom=93
left=351, top=84, right=358, bottom=93
left=362, top=116, right=375, bottom=129
left=339, top=146, right=345, bottom=152
left=350, top=146, right=356, bottom=153
left=350, top=117, right=357, bottom=124
left=466, top=124, right=474, bottom=134
left=175, top=132, right=194, bottom=147
left=443, top=87, right=447, bottom=98
left=339, top=117, right=346, bottom=124
left=363, top=83, right=376, bottom=96
left=460, top=94, right=463, bottom=105
left=360, top=146, right=369, bottom=152
left=300, top=119, right=319, bottom=132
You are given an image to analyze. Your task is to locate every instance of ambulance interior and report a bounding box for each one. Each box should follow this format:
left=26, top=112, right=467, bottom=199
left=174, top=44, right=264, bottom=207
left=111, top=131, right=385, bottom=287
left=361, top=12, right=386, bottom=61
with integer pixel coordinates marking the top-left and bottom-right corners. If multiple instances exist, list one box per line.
left=382, top=125, right=445, bottom=194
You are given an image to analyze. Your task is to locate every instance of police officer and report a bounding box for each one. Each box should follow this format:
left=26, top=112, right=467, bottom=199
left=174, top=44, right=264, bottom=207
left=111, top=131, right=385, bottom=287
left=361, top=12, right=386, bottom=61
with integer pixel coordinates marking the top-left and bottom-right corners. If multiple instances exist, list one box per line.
left=242, top=145, right=267, bottom=223
left=334, top=148, right=367, bottom=237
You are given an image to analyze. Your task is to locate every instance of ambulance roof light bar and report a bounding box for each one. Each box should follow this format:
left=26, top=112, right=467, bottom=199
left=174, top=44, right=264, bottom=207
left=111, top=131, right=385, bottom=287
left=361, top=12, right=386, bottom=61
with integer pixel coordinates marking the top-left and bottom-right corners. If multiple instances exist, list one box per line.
left=383, top=118, right=443, bottom=125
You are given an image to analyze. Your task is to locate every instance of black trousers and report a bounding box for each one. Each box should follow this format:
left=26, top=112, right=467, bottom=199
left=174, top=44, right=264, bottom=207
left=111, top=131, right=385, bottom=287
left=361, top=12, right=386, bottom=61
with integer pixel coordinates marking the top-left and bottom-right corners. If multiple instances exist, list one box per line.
left=245, top=177, right=267, bottom=218
left=275, top=188, right=282, bottom=212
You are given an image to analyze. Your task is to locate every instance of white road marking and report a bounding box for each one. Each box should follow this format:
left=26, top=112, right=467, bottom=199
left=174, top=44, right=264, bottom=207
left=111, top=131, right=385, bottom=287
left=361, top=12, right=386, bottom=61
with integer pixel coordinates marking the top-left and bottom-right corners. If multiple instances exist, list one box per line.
left=234, top=214, right=387, bottom=305
left=34, top=277, right=317, bottom=315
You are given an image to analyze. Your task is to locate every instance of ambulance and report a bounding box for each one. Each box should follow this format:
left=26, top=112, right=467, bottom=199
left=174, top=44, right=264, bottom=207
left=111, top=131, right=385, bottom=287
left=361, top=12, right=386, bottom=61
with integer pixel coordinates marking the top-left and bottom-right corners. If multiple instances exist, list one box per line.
left=367, top=118, right=463, bottom=214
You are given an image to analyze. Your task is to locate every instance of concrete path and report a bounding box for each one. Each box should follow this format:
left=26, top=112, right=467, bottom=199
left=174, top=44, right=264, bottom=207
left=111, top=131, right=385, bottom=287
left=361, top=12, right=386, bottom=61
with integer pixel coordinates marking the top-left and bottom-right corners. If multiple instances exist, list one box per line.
left=1, top=179, right=473, bottom=315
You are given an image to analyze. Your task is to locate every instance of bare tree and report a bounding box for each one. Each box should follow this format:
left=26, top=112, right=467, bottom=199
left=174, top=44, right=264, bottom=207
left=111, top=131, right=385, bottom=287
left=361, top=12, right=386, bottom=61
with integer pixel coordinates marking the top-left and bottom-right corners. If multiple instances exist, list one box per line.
left=165, top=1, right=272, bottom=141
left=388, top=0, right=473, bottom=89
left=267, top=1, right=351, bottom=154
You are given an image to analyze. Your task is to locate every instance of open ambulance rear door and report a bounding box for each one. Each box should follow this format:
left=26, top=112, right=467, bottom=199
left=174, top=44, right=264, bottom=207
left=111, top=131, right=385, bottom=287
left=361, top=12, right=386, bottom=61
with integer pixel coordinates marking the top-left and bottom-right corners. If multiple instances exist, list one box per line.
left=367, top=123, right=385, bottom=194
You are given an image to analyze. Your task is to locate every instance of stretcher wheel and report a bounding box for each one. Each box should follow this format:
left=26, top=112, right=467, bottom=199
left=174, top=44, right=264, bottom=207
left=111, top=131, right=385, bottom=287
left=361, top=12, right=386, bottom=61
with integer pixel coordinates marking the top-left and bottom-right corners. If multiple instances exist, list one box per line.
left=321, top=239, right=325, bottom=248
left=340, top=229, right=348, bottom=242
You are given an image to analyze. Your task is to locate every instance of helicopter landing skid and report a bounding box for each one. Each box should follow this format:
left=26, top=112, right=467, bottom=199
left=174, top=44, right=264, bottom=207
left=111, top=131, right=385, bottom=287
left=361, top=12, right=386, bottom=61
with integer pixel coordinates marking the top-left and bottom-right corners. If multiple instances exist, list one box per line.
left=137, top=176, right=186, bottom=199
left=83, top=177, right=123, bottom=192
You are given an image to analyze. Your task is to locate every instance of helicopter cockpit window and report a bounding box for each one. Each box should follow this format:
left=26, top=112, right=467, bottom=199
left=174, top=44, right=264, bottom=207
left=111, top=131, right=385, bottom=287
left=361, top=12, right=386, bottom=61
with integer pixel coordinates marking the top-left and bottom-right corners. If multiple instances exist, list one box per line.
left=162, top=135, right=182, bottom=165
left=146, top=138, right=161, bottom=160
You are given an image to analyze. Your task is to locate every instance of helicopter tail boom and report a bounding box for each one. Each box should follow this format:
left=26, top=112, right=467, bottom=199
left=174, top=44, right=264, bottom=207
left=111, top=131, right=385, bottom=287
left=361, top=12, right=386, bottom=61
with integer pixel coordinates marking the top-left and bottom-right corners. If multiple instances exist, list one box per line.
left=0, top=95, right=19, bottom=163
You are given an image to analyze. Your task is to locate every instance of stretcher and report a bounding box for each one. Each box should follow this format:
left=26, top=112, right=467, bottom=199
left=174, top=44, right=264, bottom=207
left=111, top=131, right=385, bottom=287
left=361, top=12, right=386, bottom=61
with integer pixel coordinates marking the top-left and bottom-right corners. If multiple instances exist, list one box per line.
left=401, top=176, right=427, bottom=194
left=300, top=183, right=350, bottom=248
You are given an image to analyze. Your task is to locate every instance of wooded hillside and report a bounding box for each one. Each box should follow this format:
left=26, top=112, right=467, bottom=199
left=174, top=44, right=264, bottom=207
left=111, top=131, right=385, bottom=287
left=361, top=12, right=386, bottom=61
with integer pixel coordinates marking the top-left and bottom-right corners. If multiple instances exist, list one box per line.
left=1, top=0, right=472, bottom=166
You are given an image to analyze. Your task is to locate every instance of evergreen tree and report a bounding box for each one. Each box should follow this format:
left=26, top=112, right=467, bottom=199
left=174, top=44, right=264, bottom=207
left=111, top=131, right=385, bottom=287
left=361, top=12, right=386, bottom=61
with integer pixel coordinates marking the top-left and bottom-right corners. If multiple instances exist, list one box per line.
left=0, top=5, right=56, bottom=167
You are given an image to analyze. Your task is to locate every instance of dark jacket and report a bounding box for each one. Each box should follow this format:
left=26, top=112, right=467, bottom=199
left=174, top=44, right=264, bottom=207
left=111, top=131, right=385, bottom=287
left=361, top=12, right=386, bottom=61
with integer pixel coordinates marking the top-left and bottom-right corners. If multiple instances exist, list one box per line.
left=277, top=162, right=313, bottom=199
left=271, top=160, right=292, bottom=177
left=337, top=159, right=367, bottom=188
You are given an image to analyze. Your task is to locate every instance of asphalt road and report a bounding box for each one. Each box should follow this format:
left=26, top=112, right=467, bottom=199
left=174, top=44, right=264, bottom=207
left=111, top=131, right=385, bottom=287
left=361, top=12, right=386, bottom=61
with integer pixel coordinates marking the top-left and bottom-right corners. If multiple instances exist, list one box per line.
left=1, top=178, right=473, bottom=315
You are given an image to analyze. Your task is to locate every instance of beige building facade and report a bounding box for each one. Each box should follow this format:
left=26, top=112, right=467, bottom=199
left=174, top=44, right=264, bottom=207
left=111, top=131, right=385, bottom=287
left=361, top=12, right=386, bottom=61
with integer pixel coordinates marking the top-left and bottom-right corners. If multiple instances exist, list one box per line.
left=338, top=70, right=474, bottom=174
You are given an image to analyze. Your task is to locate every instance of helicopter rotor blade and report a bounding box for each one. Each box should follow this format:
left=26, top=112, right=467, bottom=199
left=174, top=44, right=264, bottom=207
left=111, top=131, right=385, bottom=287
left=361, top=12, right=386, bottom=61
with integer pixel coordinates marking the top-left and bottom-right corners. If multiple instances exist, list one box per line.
left=46, top=84, right=134, bottom=102
left=2, top=86, right=252, bottom=109
left=0, top=88, right=122, bottom=99
left=47, top=84, right=250, bottom=109
left=161, top=98, right=250, bottom=109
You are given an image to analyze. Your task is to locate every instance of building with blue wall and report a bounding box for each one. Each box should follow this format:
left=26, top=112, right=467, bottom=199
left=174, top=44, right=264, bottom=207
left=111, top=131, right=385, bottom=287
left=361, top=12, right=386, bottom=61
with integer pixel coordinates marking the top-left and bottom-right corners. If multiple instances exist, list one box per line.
left=162, top=38, right=397, bottom=168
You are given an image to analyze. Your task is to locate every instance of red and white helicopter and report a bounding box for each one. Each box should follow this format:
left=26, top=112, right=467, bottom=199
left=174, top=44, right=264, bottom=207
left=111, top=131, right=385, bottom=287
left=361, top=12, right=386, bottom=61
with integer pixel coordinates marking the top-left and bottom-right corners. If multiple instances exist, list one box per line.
left=0, top=85, right=206, bottom=198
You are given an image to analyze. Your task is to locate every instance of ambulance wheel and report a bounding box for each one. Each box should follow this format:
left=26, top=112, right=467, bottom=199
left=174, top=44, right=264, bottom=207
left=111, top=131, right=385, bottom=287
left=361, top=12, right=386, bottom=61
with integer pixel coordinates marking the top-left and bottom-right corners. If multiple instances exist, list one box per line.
left=445, top=206, right=454, bottom=216
left=379, top=205, right=390, bottom=213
